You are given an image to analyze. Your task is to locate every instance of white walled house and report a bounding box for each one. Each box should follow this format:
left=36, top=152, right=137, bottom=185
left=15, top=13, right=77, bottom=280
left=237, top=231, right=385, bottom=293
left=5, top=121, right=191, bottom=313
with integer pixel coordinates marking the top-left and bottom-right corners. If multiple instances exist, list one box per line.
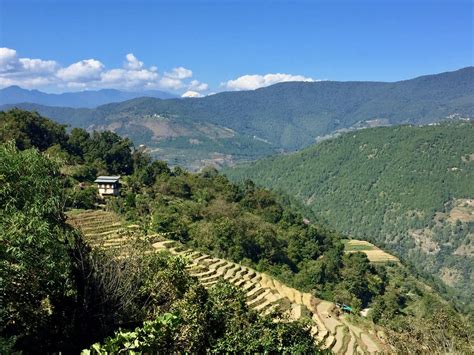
left=94, top=176, right=121, bottom=197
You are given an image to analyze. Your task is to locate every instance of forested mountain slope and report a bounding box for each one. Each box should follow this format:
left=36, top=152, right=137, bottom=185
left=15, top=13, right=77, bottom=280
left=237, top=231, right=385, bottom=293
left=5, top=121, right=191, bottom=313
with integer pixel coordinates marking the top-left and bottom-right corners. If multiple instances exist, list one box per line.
left=2, top=67, right=473, bottom=169
left=224, top=123, right=474, bottom=310
left=2, top=109, right=471, bottom=352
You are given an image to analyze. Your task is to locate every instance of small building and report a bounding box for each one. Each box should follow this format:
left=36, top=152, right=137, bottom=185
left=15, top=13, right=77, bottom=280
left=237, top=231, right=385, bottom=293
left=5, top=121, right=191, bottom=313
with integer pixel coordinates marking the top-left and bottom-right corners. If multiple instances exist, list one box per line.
left=94, top=176, right=121, bottom=197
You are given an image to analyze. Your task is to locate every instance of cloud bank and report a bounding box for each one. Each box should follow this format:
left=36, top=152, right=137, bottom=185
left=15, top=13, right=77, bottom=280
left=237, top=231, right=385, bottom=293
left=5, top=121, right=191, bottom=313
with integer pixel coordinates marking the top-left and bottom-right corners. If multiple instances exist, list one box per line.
left=224, top=73, right=314, bottom=91
left=0, top=48, right=318, bottom=95
left=0, top=47, right=209, bottom=94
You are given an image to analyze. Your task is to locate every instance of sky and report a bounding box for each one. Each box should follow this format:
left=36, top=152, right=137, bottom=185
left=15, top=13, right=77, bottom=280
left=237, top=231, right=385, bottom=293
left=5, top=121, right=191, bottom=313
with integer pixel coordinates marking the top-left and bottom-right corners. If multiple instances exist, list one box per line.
left=0, top=0, right=472, bottom=96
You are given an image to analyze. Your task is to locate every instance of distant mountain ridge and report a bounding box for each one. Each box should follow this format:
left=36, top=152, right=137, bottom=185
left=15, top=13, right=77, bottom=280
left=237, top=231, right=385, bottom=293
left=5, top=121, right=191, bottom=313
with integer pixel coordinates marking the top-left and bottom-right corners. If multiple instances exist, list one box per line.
left=0, top=85, right=177, bottom=108
left=1, top=67, right=473, bottom=169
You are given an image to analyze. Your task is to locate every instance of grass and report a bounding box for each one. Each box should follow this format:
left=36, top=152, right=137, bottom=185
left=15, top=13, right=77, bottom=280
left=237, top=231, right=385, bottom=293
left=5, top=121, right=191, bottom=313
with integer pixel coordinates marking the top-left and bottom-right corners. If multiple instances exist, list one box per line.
left=345, top=244, right=375, bottom=251
left=343, top=239, right=376, bottom=252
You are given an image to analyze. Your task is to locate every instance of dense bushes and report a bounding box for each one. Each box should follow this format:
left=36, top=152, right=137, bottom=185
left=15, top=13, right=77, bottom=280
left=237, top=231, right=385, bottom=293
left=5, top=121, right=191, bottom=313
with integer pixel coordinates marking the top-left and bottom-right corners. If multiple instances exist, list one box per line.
left=86, top=281, right=319, bottom=354
left=0, top=109, right=68, bottom=151
left=0, top=143, right=78, bottom=352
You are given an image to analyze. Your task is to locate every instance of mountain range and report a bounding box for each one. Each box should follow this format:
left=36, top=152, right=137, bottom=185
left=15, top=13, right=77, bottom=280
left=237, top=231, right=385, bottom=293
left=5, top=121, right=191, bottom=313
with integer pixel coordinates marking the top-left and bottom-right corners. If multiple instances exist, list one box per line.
left=1, top=66, right=473, bottom=169
left=0, top=85, right=176, bottom=108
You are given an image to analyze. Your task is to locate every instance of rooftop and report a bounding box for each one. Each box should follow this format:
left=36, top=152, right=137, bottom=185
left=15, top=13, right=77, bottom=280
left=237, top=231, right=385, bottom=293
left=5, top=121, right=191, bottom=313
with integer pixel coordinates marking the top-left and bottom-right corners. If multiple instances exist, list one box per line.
left=94, top=176, right=121, bottom=183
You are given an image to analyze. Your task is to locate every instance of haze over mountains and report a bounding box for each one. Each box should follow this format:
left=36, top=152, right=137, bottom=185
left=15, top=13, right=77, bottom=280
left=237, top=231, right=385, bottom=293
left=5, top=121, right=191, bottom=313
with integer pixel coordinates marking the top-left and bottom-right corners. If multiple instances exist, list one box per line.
left=0, top=85, right=176, bottom=108
left=2, top=67, right=473, bottom=169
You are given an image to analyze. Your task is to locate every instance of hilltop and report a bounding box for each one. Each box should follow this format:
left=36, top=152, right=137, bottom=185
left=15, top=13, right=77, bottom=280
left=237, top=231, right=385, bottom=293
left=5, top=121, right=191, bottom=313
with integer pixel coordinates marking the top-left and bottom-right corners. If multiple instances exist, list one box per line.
left=224, top=123, right=474, bottom=311
left=2, top=67, right=473, bottom=170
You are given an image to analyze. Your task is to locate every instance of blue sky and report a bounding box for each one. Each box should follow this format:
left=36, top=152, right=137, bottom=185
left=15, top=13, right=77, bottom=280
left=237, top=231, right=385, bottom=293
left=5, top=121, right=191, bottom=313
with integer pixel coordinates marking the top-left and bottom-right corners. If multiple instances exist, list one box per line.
left=0, top=0, right=472, bottom=95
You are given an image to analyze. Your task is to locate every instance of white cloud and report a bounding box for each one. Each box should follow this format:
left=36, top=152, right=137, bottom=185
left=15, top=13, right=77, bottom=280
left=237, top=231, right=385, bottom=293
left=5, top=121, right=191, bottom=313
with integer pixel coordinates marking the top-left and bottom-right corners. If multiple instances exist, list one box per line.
left=0, top=76, right=54, bottom=89
left=65, top=82, right=88, bottom=89
left=100, top=68, right=126, bottom=83
left=156, top=67, right=195, bottom=90
left=188, top=79, right=209, bottom=92
left=0, top=47, right=58, bottom=75
left=124, top=53, right=143, bottom=70
left=19, top=58, right=58, bottom=73
left=224, top=73, right=314, bottom=91
left=0, top=47, right=217, bottom=95
left=0, top=48, right=19, bottom=72
left=57, top=59, right=104, bottom=82
left=0, top=47, right=60, bottom=89
left=181, top=90, right=203, bottom=98
left=159, top=76, right=184, bottom=90
left=164, top=66, right=192, bottom=80
left=101, top=68, right=158, bottom=87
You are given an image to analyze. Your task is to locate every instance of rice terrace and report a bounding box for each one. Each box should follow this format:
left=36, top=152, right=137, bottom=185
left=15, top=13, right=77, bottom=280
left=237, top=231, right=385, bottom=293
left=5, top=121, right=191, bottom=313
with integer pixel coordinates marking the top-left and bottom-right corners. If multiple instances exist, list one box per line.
left=68, top=209, right=390, bottom=354
left=343, top=240, right=399, bottom=264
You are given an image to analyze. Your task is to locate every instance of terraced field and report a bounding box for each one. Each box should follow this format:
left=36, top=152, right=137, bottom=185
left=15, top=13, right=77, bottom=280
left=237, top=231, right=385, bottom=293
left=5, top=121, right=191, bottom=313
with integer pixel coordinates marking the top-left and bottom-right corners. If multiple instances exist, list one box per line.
left=343, top=240, right=399, bottom=263
left=67, top=210, right=390, bottom=354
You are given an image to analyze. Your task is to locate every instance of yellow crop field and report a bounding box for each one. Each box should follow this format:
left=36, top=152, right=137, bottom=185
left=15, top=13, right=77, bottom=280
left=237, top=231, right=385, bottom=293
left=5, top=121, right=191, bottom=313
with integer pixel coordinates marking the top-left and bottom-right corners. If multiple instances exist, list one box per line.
left=344, top=240, right=399, bottom=263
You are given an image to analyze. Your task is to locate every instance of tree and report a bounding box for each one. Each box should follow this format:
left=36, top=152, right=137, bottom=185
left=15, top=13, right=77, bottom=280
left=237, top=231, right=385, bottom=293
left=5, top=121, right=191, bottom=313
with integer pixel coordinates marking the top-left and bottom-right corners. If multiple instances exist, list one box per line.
left=68, top=127, right=91, bottom=159
left=85, top=131, right=134, bottom=175
left=0, top=142, right=77, bottom=351
left=0, top=109, right=68, bottom=151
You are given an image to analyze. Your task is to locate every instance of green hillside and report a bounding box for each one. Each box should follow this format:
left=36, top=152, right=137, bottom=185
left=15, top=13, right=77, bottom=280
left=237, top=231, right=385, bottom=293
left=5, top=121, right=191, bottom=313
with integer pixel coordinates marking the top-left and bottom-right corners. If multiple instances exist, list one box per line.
left=3, top=67, right=473, bottom=169
left=224, top=123, right=474, bottom=310
left=2, top=109, right=472, bottom=353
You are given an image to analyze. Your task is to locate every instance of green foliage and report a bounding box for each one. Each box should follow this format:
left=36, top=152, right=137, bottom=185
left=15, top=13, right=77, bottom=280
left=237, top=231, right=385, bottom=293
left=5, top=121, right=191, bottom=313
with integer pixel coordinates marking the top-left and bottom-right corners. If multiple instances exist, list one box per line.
left=85, top=131, right=134, bottom=175
left=112, top=158, right=390, bottom=309
left=0, top=109, right=134, bottom=176
left=0, top=142, right=77, bottom=351
left=332, top=253, right=385, bottom=311
left=225, top=122, right=474, bottom=309
left=86, top=281, right=320, bottom=354
left=84, top=313, right=182, bottom=354
left=209, top=282, right=320, bottom=354
left=0, top=109, right=68, bottom=151
left=67, top=186, right=98, bottom=209
left=383, top=294, right=472, bottom=353
left=70, top=164, right=98, bottom=181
